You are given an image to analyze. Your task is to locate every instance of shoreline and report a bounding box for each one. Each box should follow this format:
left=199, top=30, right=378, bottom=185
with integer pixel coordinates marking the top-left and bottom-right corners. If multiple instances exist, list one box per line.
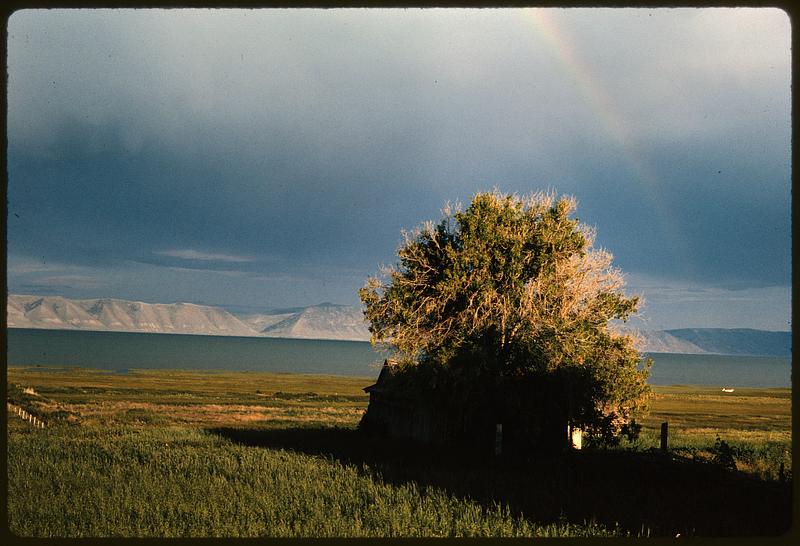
left=7, top=365, right=792, bottom=394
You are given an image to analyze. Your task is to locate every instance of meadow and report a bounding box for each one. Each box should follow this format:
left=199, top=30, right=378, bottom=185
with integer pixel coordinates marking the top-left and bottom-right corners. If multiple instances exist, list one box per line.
left=6, top=366, right=793, bottom=537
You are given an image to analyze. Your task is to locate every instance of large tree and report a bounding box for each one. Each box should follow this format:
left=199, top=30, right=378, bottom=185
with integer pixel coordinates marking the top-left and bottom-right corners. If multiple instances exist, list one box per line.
left=360, top=190, right=651, bottom=441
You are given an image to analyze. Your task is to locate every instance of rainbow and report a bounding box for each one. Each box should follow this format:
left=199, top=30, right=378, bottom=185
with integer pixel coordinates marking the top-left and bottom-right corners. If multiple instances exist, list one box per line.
left=526, top=8, right=693, bottom=276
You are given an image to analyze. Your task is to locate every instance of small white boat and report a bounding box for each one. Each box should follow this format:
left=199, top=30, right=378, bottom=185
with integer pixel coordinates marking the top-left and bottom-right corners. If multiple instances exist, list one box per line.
left=721, top=387, right=735, bottom=393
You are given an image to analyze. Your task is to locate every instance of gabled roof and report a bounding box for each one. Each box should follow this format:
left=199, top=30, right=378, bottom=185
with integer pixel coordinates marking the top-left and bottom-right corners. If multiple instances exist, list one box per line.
left=363, top=359, right=398, bottom=393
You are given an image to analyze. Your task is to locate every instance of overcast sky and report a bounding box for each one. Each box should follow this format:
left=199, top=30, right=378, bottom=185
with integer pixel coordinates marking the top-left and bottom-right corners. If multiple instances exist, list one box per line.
left=6, top=8, right=791, bottom=330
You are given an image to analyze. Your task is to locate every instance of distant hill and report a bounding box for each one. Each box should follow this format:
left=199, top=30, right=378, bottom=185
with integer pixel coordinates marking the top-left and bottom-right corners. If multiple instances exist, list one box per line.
left=249, top=303, right=370, bottom=341
left=6, top=295, right=370, bottom=341
left=648, top=328, right=792, bottom=357
left=237, top=312, right=297, bottom=332
left=6, top=294, right=790, bottom=356
left=6, top=294, right=256, bottom=337
left=636, top=330, right=707, bottom=354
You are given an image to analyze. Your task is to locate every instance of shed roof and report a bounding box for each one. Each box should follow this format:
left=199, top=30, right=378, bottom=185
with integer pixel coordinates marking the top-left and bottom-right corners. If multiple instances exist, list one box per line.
left=363, top=360, right=396, bottom=393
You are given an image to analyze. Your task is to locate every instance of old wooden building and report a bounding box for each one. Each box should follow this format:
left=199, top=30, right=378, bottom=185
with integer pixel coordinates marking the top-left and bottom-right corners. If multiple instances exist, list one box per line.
left=360, top=360, right=580, bottom=454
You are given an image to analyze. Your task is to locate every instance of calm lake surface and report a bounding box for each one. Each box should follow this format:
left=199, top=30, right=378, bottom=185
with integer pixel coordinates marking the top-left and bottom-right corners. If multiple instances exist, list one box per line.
left=6, top=328, right=792, bottom=387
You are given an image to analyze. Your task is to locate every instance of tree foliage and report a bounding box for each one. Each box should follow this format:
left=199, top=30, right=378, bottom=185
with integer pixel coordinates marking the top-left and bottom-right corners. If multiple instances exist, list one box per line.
left=360, top=190, right=651, bottom=438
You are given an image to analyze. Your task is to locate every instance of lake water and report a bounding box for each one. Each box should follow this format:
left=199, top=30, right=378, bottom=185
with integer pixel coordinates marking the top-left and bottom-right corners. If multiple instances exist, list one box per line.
left=5, top=328, right=792, bottom=387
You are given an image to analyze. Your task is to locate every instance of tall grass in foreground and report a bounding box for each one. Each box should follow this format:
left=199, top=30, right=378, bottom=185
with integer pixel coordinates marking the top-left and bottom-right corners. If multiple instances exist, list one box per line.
left=7, top=368, right=791, bottom=537
left=7, top=423, right=618, bottom=538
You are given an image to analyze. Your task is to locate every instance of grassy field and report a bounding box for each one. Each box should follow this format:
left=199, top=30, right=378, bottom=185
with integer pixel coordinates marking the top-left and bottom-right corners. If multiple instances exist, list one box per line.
left=6, top=366, right=793, bottom=537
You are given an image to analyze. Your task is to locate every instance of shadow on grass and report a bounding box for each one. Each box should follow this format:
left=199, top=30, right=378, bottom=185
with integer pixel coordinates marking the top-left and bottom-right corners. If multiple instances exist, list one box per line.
left=208, top=426, right=791, bottom=537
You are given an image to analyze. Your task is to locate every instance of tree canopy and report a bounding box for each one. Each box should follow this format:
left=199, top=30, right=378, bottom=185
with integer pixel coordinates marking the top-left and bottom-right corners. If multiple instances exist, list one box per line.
left=360, top=190, right=651, bottom=440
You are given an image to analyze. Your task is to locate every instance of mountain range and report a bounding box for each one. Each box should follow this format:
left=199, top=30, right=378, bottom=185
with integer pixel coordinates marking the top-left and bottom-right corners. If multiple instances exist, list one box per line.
left=5, top=294, right=791, bottom=357
left=7, top=294, right=257, bottom=337
left=6, top=294, right=369, bottom=342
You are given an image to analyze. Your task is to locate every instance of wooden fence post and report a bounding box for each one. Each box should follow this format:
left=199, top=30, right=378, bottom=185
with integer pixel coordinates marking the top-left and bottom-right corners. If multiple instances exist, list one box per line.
left=9, top=404, right=46, bottom=428
left=660, top=422, right=668, bottom=452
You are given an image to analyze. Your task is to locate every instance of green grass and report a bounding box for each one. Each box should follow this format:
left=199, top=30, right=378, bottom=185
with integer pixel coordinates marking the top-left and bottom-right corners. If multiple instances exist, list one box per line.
left=7, top=421, right=620, bottom=538
left=6, top=366, right=793, bottom=537
left=645, top=385, right=791, bottom=435
left=628, top=385, right=792, bottom=481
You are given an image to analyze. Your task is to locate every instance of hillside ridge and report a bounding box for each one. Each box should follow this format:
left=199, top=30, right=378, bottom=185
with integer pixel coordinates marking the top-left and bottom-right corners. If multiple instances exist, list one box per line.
left=6, top=294, right=790, bottom=355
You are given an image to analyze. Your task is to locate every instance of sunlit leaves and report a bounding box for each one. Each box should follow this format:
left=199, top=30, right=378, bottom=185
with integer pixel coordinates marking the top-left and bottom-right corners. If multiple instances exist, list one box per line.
left=360, top=189, right=651, bottom=435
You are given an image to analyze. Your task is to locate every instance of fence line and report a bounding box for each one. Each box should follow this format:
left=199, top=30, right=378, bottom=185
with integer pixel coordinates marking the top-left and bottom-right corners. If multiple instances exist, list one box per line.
left=7, top=402, right=46, bottom=429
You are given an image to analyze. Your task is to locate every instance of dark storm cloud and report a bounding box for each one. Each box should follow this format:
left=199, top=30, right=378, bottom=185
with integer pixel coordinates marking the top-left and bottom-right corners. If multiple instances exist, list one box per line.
left=7, top=108, right=433, bottom=270
left=6, top=8, right=791, bottom=322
